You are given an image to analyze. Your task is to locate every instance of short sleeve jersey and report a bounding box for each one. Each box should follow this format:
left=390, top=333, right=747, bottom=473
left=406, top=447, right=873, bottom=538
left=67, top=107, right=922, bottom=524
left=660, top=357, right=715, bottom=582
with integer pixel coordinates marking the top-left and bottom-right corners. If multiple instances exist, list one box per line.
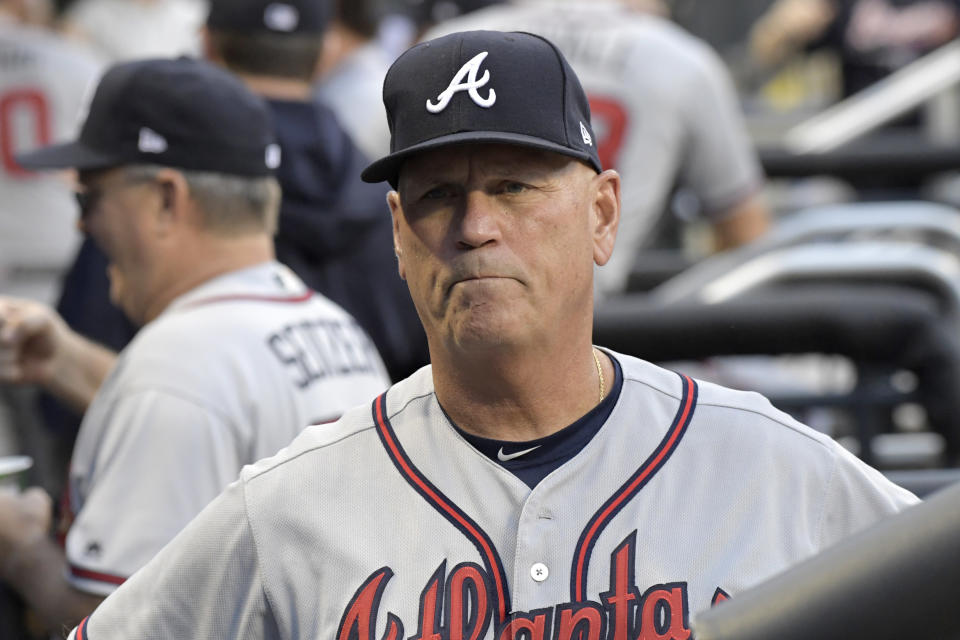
left=423, top=2, right=764, bottom=294
left=64, top=261, right=391, bottom=595
left=70, top=350, right=916, bottom=639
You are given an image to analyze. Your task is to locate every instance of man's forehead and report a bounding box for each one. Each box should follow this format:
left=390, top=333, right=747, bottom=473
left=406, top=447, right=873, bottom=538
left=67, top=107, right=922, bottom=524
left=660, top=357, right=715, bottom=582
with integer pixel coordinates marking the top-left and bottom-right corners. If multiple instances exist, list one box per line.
left=400, top=144, right=575, bottom=182
left=78, top=166, right=125, bottom=185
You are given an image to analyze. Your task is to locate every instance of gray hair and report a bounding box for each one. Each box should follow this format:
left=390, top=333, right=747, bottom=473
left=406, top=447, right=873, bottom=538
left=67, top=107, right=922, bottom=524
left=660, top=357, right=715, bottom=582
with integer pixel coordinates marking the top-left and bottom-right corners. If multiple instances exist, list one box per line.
left=124, top=165, right=281, bottom=235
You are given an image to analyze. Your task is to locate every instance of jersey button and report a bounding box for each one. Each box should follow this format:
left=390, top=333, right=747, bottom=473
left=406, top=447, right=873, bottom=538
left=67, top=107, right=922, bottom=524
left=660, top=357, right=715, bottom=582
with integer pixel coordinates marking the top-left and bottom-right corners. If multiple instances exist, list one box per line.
left=530, top=563, right=549, bottom=582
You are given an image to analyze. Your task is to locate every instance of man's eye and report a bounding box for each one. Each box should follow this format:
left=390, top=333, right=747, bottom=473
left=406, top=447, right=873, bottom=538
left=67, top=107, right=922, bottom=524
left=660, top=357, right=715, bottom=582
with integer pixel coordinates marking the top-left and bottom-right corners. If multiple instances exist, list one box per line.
left=502, top=182, right=528, bottom=194
left=422, top=185, right=454, bottom=199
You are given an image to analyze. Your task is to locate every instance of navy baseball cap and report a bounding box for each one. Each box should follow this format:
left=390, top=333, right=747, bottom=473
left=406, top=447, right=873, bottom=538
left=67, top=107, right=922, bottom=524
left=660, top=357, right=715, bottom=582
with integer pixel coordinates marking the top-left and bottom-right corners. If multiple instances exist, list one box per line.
left=206, top=0, right=330, bottom=34
left=361, top=30, right=601, bottom=187
left=16, top=57, right=280, bottom=176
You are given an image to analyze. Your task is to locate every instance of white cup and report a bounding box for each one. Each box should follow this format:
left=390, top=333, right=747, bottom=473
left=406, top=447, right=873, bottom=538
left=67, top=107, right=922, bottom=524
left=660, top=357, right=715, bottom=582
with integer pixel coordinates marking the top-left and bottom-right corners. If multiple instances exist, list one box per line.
left=0, top=455, right=33, bottom=491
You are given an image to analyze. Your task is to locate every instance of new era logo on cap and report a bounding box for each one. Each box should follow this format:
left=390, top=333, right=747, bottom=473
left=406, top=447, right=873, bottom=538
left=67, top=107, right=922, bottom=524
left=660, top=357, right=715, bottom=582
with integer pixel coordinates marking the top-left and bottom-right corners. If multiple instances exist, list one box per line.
left=138, top=127, right=168, bottom=154
left=265, top=143, right=281, bottom=169
left=263, top=2, right=299, bottom=31
left=361, top=31, right=602, bottom=187
left=580, top=121, right=592, bottom=146
left=206, top=0, right=327, bottom=35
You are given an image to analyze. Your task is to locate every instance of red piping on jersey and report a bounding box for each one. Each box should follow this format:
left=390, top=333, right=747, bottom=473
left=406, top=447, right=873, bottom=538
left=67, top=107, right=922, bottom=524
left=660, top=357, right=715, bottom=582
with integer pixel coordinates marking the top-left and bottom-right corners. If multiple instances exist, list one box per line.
left=76, top=616, right=89, bottom=640
left=179, top=290, right=314, bottom=310
left=69, top=564, right=127, bottom=586
left=571, top=373, right=698, bottom=602
left=372, top=393, right=511, bottom=626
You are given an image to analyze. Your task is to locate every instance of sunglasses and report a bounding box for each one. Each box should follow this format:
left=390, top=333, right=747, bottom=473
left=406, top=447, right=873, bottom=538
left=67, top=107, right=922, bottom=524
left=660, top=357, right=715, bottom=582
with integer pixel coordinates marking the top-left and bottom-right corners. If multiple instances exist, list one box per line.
left=73, top=187, right=103, bottom=219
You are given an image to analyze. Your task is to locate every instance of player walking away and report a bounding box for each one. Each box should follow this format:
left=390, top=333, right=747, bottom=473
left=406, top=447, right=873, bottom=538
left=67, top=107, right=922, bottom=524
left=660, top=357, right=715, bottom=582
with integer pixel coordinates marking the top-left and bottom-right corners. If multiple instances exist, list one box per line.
left=0, top=57, right=390, bottom=634
left=423, top=0, right=771, bottom=295
left=61, top=31, right=914, bottom=640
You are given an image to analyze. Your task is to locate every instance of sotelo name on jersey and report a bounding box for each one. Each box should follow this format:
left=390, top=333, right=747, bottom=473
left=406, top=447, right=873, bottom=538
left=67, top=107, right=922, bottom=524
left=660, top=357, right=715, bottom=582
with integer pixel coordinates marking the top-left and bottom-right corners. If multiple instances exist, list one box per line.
left=337, top=531, right=729, bottom=640
left=267, top=317, right=381, bottom=389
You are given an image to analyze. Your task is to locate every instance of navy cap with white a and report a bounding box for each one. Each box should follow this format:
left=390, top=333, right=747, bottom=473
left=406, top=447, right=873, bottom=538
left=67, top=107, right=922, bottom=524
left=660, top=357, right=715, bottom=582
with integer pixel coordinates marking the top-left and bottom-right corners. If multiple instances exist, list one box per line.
left=16, top=57, right=280, bottom=176
left=361, top=30, right=602, bottom=187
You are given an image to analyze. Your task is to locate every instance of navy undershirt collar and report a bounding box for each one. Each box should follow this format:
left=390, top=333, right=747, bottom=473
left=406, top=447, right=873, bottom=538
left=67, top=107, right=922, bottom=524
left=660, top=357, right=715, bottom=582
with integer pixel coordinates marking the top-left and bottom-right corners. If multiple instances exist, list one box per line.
left=449, top=353, right=623, bottom=489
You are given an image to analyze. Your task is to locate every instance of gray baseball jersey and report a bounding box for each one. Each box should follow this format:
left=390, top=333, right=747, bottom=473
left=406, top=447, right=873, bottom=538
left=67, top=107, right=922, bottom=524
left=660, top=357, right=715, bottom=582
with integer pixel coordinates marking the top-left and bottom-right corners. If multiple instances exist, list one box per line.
left=69, top=350, right=915, bottom=639
left=63, top=261, right=390, bottom=596
left=424, top=2, right=764, bottom=295
left=0, top=23, right=102, bottom=301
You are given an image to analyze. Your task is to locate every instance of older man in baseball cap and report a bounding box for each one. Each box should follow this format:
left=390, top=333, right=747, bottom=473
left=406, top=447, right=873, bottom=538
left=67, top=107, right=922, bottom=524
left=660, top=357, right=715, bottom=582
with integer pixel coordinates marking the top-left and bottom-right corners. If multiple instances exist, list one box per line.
left=46, top=0, right=427, bottom=417
left=62, top=31, right=912, bottom=640
left=0, top=56, right=390, bottom=634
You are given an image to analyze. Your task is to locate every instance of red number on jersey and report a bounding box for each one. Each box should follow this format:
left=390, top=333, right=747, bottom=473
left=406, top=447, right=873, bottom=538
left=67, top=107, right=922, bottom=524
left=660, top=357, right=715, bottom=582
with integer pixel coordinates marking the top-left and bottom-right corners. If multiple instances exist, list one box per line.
left=0, top=88, right=52, bottom=177
left=587, top=95, right=628, bottom=171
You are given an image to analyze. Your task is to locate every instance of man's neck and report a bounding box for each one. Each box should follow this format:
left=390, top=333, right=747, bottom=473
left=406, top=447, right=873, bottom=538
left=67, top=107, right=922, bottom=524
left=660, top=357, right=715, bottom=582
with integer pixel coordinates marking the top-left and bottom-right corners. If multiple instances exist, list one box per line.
left=141, top=235, right=275, bottom=324
left=238, top=74, right=313, bottom=101
left=431, top=342, right=612, bottom=442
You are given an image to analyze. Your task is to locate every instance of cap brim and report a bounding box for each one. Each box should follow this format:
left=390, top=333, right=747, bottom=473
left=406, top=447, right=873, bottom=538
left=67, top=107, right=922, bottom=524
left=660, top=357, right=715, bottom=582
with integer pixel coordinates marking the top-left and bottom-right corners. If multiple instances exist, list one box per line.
left=361, top=131, right=601, bottom=186
left=16, top=141, right=124, bottom=172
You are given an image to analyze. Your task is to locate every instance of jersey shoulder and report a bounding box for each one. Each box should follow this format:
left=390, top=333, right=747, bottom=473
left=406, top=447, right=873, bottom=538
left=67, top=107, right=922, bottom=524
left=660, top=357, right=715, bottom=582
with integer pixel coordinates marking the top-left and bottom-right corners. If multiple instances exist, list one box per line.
left=239, top=365, right=434, bottom=484
left=118, top=299, right=272, bottom=371
left=111, top=281, right=353, bottom=397
left=613, top=349, right=840, bottom=454
left=130, top=282, right=352, bottom=354
left=611, top=350, right=916, bottom=510
left=240, top=400, right=379, bottom=482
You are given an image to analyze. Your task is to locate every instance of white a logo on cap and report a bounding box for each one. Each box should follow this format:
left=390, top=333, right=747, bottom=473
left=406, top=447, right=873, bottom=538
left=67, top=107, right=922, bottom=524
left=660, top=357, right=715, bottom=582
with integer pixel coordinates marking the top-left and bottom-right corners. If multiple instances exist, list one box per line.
left=138, top=127, right=168, bottom=154
left=426, top=51, right=496, bottom=114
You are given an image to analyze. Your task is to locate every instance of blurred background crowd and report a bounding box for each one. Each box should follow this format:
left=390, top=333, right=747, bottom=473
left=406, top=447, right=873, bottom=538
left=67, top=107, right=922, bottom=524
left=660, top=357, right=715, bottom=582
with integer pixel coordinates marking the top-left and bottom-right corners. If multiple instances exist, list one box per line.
left=5, top=0, right=960, bottom=549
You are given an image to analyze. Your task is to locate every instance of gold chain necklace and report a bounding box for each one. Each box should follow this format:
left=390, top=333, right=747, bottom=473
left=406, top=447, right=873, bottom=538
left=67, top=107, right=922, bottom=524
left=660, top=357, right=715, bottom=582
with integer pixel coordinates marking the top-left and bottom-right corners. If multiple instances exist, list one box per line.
left=592, top=348, right=605, bottom=403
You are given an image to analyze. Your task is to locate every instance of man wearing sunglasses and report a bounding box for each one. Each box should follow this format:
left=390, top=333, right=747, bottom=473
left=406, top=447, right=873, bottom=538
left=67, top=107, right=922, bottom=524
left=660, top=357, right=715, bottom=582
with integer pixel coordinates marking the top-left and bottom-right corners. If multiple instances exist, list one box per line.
left=0, top=56, right=390, bottom=634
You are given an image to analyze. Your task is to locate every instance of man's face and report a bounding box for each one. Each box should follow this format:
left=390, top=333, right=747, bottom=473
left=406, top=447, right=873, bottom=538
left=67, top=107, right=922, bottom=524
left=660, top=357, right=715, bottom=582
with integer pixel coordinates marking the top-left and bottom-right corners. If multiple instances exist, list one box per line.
left=76, top=167, right=161, bottom=324
left=389, top=144, right=616, bottom=356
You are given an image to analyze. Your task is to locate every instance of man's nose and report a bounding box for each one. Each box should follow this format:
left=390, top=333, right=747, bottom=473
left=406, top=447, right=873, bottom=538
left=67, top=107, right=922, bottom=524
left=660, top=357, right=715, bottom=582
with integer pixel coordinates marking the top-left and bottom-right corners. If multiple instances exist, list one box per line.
left=456, top=190, right=502, bottom=249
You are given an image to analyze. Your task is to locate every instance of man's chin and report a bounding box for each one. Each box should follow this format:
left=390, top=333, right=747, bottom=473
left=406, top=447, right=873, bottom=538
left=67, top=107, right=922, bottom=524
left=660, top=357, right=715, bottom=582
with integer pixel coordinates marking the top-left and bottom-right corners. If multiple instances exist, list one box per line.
left=445, top=311, right=526, bottom=352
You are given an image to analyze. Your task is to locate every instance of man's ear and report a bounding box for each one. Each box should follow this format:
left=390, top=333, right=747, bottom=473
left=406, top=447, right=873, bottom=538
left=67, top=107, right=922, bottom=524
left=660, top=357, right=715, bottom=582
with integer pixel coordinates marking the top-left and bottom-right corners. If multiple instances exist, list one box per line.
left=387, top=190, right=406, bottom=281
left=591, top=169, right=621, bottom=266
left=151, top=168, right=189, bottom=235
